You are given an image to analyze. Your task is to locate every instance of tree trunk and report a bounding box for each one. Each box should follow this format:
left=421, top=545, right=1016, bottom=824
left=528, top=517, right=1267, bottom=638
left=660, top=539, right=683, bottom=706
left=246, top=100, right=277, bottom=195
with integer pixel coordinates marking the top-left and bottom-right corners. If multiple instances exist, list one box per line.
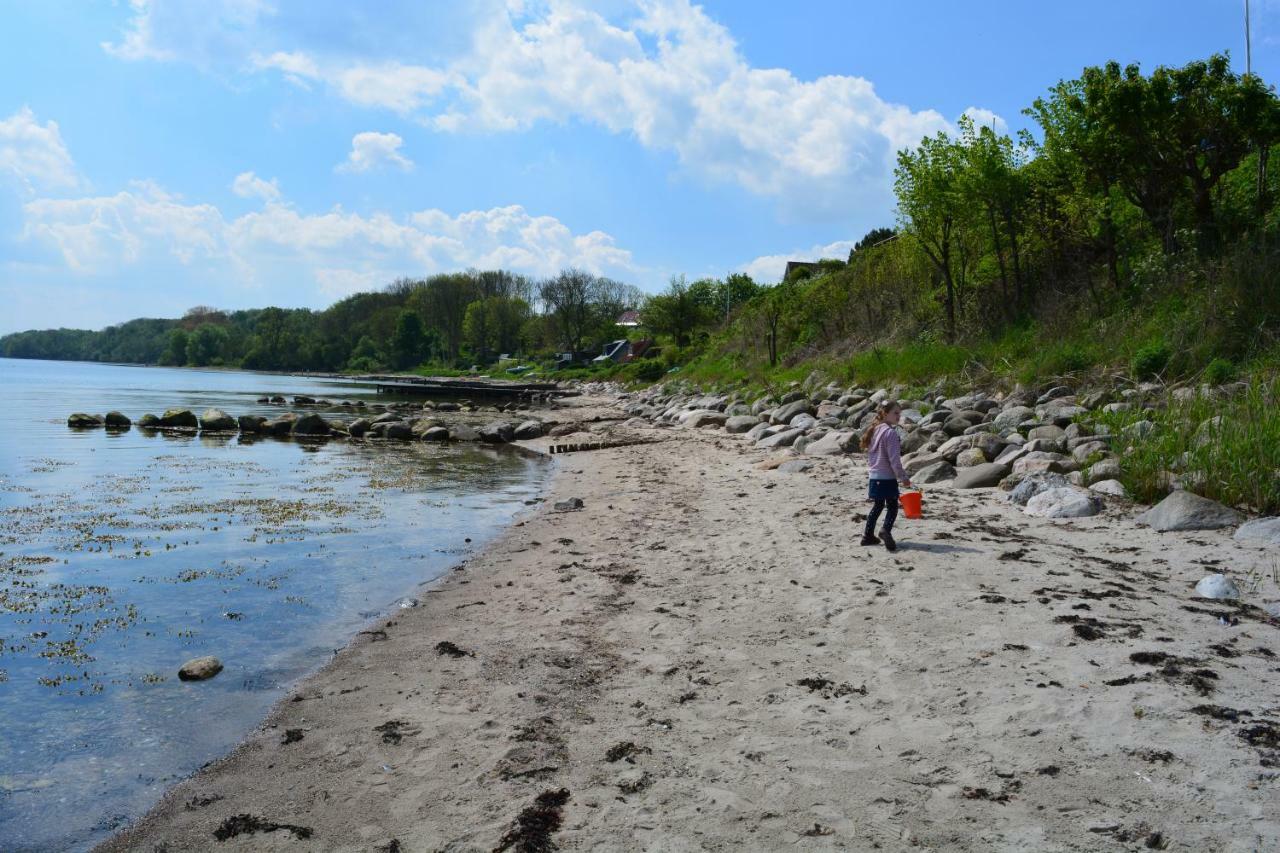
left=988, top=206, right=1009, bottom=310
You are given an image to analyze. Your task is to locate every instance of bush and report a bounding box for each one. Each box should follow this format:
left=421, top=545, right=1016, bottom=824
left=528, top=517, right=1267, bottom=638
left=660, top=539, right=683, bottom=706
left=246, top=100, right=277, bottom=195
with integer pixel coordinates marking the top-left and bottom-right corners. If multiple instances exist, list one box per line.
left=1131, top=342, right=1171, bottom=380
left=630, top=359, right=665, bottom=382
left=1203, top=357, right=1236, bottom=385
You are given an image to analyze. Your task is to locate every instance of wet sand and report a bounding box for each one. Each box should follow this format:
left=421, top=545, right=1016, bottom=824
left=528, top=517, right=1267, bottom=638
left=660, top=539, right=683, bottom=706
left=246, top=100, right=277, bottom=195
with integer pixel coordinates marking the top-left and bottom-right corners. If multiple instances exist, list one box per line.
left=101, top=402, right=1280, bottom=851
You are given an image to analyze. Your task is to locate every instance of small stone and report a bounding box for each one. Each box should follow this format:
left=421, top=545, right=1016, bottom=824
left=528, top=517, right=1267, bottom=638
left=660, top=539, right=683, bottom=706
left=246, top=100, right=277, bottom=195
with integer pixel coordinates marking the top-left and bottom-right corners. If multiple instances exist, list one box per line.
left=1195, top=574, right=1240, bottom=600
left=554, top=498, right=584, bottom=511
left=178, top=656, right=223, bottom=681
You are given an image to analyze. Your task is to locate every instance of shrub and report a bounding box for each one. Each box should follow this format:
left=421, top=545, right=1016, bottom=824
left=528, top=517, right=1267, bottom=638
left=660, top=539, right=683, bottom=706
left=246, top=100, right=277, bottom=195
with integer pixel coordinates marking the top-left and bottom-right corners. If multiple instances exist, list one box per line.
left=1203, top=357, right=1236, bottom=385
left=1131, top=342, right=1171, bottom=380
left=631, top=359, right=665, bottom=382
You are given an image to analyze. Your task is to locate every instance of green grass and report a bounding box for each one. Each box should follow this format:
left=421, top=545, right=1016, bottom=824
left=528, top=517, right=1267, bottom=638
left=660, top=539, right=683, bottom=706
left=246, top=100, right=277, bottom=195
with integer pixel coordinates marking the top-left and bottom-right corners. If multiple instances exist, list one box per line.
left=1091, top=378, right=1280, bottom=513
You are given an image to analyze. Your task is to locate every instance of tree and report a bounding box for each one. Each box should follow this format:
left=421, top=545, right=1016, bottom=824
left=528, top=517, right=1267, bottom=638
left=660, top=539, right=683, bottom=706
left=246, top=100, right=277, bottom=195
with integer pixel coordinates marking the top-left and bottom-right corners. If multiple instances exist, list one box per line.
left=538, top=269, right=602, bottom=353
left=644, top=276, right=712, bottom=347
left=186, top=323, right=229, bottom=366
left=390, top=310, right=429, bottom=369
left=851, top=227, right=897, bottom=257
left=896, top=131, right=969, bottom=338
left=159, top=328, right=189, bottom=366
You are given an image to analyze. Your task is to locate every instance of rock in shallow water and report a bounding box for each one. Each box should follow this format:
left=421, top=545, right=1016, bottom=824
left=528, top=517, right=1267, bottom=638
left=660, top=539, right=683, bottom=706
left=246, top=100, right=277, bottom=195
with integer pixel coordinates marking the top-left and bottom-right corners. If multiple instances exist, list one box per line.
left=178, top=656, right=223, bottom=681
left=199, top=408, right=236, bottom=432
left=67, top=413, right=103, bottom=428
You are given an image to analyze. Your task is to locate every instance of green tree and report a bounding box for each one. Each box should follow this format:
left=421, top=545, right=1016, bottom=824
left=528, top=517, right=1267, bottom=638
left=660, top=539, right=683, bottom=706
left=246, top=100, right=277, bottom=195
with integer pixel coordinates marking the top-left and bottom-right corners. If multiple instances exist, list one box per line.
left=159, top=328, right=189, bottom=366
left=390, top=309, right=429, bottom=369
left=644, top=276, right=712, bottom=347
left=186, top=323, right=229, bottom=366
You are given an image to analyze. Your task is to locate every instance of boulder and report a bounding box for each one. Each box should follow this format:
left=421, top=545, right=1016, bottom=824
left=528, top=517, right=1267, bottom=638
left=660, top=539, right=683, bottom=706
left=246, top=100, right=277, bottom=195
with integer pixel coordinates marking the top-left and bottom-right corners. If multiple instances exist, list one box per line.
left=292, top=413, right=332, bottom=436
left=993, top=406, right=1035, bottom=430
left=104, top=411, right=131, bottom=429
left=1234, top=517, right=1280, bottom=546
left=514, top=420, right=544, bottom=440
left=178, top=656, right=223, bottom=681
left=1007, top=472, right=1071, bottom=506
left=1028, top=424, right=1066, bottom=442
left=755, top=428, right=804, bottom=449
left=744, top=422, right=771, bottom=442
left=1089, top=479, right=1129, bottom=498
left=803, top=430, right=855, bottom=456
left=67, top=412, right=104, bottom=428
left=777, top=459, right=814, bottom=474
left=480, top=421, right=516, bottom=443
left=1012, top=452, right=1073, bottom=477
left=955, top=447, right=987, bottom=467
left=264, top=415, right=296, bottom=436
left=199, top=408, right=236, bottom=432
left=942, top=415, right=973, bottom=436
left=684, top=411, right=728, bottom=429
left=1024, top=487, right=1102, bottom=519
left=953, top=462, right=1011, bottom=489
left=237, top=414, right=267, bottom=433
left=347, top=417, right=372, bottom=438
left=725, top=415, right=761, bottom=434
left=1071, top=440, right=1110, bottom=464
left=383, top=422, right=414, bottom=440
left=137, top=413, right=160, bottom=429
left=1195, top=574, right=1240, bottom=600
left=159, top=408, right=198, bottom=429
left=1086, top=457, right=1122, bottom=484
left=420, top=426, right=450, bottom=441
left=771, top=400, right=814, bottom=424
left=1136, top=491, right=1245, bottom=532
left=451, top=424, right=481, bottom=442
left=789, top=413, right=819, bottom=431
left=914, top=461, right=957, bottom=484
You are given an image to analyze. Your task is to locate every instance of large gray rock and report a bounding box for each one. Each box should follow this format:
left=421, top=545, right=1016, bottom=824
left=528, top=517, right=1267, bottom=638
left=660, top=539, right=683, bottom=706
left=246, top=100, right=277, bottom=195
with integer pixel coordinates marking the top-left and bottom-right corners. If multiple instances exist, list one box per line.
left=803, top=430, right=855, bottom=456
left=514, top=420, right=544, bottom=440
left=915, top=461, right=957, bottom=484
left=1007, top=472, right=1071, bottom=506
left=771, top=399, right=814, bottom=425
left=1234, top=517, right=1280, bottom=546
left=680, top=409, right=726, bottom=428
left=347, top=417, right=372, bottom=438
left=955, top=447, right=987, bottom=467
left=160, top=408, right=198, bottom=429
left=1086, top=457, right=1122, bottom=484
left=725, top=415, right=761, bottom=434
left=1136, top=491, right=1245, bottom=532
left=1090, top=479, right=1129, bottom=498
left=953, top=462, right=1011, bottom=489
left=104, top=411, right=131, bottom=428
left=67, top=412, right=104, bottom=428
left=450, top=424, right=481, bottom=442
left=383, top=421, right=414, bottom=440
left=744, top=422, right=771, bottom=441
left=1024, top=487, right=1102, bottom=519
left=1028, top=424, right=1066, bottom=442
left=993, top=406, right=1035, bottom=430
left=789, top=413, right=819, bottom=431
left=479, top=421, right=516, bottom=443
left=178, top=656, right=223, bottom=681
left=756, top=428, right=804, bottom=449
left=292, top=413, right=332, bottom=436
left=420, top=426, right=450, bottom=441
left=1013, top=451, right=1073, bottom=477
left=199, top=408, right=236, bottom=432
left=777, top=459, right=814, bottom=474
left=237, top=414, right=267, bottom=433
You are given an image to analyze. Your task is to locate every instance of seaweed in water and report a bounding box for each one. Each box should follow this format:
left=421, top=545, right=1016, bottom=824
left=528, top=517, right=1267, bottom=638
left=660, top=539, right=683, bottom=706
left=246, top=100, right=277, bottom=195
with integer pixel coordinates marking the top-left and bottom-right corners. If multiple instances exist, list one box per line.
left=212, top=813, right=313, bottom=842
left=494, top=788, right=571, bottom=853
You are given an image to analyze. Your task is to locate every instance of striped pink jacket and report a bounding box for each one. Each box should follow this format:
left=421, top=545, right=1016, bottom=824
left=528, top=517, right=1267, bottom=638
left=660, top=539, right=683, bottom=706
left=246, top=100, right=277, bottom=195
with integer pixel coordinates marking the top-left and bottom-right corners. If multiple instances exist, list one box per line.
left=866, top=423, right=908, bottom=482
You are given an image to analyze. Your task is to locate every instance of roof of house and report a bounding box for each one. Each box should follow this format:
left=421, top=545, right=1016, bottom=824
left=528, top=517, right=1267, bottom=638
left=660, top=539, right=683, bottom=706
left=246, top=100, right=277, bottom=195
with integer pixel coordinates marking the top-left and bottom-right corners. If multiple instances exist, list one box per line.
left=616, top=309, right=642, bottom=326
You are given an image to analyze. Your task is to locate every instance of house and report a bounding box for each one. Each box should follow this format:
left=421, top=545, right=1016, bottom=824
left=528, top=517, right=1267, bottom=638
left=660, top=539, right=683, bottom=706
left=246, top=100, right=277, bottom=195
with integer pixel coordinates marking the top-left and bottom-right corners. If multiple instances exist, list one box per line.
left=783, top=261, right=819, bottom=281
left=616, top=310, right=642, bottom=327
left=592, top=339, right=631, bottom=363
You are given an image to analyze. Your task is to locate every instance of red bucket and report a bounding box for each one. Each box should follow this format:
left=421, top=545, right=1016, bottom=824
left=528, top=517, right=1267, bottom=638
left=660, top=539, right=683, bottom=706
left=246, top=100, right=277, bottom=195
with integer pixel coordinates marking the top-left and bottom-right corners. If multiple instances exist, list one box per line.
left=899, top=490, right=923, bottom=520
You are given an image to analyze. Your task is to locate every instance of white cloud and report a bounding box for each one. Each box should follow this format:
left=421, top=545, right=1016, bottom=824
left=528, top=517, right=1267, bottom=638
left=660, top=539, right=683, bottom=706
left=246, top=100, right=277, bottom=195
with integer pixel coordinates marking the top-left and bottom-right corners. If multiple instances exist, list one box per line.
left=961, top=106, right=1009, bottom=135
left=231, top=170, right=281, bottom=201
left=336, top=132, right=414, bottom=174
left=739, top=239, right=856, bottom=284
left=0, top=107, right=80, bottom=194
left=106, top=0, right=999, bottom=214
left=21, top=181, right=634, bottom=296
left=102, top=0, right=272, bottom=66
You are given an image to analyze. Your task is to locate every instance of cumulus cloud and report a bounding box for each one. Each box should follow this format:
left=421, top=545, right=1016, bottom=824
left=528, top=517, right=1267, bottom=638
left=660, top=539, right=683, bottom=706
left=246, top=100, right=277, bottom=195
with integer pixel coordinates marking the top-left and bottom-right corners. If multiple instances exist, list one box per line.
left=106, top=0, right=999, bottom=214
left=102, top=0, right=272, bottom=66
left=21, top=182, right=634, bottom=293
left=0, top=107, right=80, bottom=194
left=231, top=170, right=281, bottom=201
left=739, top=239, right=857, bottom=284
left=336, top=132, right=414, bottom=174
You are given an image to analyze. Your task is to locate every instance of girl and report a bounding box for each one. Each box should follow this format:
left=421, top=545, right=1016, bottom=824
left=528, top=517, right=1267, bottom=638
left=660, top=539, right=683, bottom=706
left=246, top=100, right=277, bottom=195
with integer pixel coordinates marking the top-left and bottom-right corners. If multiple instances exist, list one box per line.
left=860, top=400, right=911, bottom=552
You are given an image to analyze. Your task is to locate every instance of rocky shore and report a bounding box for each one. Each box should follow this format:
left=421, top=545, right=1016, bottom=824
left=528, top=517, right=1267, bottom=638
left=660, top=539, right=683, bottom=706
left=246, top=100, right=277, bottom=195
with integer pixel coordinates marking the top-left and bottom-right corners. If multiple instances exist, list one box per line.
left=99, top=381, right=1280, bottom=851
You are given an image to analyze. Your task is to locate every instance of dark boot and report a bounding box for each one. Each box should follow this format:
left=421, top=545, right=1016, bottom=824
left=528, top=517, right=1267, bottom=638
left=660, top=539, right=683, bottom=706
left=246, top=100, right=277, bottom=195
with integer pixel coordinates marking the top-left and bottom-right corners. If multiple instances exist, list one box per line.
left=881, top=529, right=897, bottom=552
left=860, top=532, right=880, bottom=546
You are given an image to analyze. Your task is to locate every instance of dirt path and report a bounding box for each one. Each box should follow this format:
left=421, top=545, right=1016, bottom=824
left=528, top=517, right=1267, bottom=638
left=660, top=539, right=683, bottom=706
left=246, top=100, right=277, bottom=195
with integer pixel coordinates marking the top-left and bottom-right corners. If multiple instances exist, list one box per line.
left=102, top=415, right=1280, bottom=852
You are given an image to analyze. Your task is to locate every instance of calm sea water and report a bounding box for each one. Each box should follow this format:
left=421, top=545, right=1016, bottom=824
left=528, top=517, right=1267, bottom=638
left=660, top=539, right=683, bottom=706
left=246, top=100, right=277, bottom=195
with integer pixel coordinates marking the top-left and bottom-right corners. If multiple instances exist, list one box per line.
left=0, top=358, right=550, bottom=852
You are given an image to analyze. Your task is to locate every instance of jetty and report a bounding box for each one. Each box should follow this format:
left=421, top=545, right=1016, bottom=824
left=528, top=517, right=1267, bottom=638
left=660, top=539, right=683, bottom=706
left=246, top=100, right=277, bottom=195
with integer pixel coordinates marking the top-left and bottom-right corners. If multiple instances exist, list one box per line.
left=358, top=376, right=577, bottom=400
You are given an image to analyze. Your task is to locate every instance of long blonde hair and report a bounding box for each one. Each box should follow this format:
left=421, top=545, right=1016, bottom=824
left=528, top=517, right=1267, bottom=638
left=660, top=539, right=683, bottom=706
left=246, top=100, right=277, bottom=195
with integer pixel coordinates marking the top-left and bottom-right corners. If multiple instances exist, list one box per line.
left=860, top=399, right=901, bottom=451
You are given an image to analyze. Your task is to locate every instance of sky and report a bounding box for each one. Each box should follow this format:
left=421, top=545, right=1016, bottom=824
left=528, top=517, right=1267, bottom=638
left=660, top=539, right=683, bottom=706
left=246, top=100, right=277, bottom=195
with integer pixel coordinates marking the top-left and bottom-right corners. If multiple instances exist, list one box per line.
left=1, top=0, right=1277, bottom=334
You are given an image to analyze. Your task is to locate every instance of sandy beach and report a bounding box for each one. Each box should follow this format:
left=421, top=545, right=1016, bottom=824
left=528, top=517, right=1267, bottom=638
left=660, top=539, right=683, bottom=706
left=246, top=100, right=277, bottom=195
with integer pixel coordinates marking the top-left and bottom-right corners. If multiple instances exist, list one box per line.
left=101, top=392, right=1280, bottom=852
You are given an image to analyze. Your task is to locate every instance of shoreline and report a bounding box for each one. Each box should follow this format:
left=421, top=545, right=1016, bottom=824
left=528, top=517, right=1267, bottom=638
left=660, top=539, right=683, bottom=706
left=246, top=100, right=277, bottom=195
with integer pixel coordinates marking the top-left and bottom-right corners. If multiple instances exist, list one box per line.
left=100, top=400, right=1280, bottom=851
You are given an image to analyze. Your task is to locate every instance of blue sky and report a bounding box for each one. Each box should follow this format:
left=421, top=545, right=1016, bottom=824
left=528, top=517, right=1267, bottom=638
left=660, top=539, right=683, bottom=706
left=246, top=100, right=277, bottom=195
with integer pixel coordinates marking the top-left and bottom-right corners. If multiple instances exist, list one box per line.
left=1, top=0, right=1275, bottom=333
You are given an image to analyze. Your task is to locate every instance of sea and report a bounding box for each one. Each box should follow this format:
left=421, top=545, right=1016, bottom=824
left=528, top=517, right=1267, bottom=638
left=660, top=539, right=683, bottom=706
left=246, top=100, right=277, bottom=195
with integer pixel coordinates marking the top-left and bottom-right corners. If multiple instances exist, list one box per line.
left=0, top=358, right=550, bottom=851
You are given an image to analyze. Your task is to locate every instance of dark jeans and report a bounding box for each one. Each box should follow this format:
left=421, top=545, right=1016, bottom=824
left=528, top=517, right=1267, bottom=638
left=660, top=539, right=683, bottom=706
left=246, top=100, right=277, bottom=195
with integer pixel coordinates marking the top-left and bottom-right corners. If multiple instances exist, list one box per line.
left=865, top=478, right=899, bottom=536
